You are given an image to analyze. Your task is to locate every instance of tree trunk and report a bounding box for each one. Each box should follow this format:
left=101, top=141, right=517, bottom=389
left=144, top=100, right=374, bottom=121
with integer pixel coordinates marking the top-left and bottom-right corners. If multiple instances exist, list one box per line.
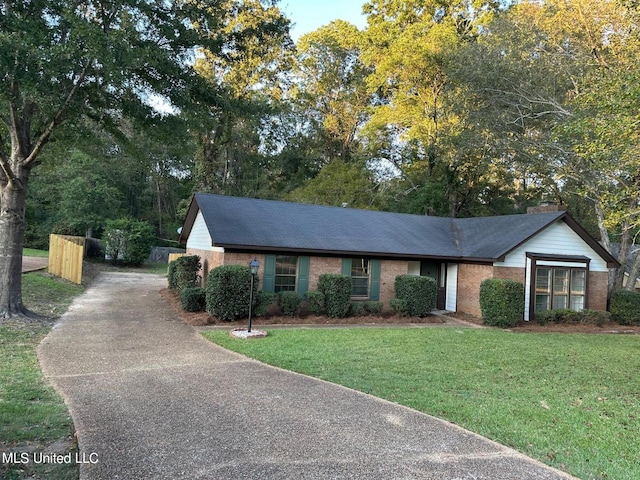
left=624, top=247, right=640, bottom=291
left=0, top=170, right=39, bottom=319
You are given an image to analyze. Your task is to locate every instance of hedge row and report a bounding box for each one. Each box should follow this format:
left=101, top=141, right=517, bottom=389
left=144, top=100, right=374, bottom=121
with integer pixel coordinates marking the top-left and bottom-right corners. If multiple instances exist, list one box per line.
left=390, top=275, right=436, bottom=317
left=610, top=290, right=640, bottom=325
left=479, top=279, right=524, bottom=327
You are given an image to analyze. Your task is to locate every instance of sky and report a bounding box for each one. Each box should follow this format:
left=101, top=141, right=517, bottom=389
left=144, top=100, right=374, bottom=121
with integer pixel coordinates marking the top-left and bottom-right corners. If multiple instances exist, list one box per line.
left=280, top=0, right=368, bottom=40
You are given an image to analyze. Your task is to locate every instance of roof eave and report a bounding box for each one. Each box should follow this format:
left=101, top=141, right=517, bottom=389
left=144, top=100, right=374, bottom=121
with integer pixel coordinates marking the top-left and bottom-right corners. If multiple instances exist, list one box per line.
left=216, top=243, right=497, bottom=263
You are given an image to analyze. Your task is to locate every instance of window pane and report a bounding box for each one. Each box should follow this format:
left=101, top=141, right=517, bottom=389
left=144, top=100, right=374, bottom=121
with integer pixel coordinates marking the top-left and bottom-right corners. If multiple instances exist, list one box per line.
left=570, top=295, right=585, bottom=311
left=553, top=269, right=569, bottom=294
left=535, top=268, right=551, bottom=312
left=553, top=294, right=568, bottom=309
left=275, top=256, right=297, bottom=293
left=536, top=268, right=551, bottom=293
left=571, top=270, right=586, bottom=295
left=535, top=295, right=550, bottom=312
left=570, top=270, right=586, bottom=311
left=351, top=258, right=369, bottom=297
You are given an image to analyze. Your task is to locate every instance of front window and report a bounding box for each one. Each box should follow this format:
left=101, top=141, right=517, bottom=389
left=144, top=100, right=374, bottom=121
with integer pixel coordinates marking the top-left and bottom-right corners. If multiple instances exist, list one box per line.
left=535, top=266, right=586, bottom=312
left=350, top=258, right=369, bottom=297
left=275, top=255, right=297, bottom=293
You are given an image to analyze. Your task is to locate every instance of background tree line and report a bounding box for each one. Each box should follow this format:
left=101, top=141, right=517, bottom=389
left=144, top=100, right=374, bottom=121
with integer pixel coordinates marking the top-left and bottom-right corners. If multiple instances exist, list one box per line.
left=14, top=0, right=640, bottom=299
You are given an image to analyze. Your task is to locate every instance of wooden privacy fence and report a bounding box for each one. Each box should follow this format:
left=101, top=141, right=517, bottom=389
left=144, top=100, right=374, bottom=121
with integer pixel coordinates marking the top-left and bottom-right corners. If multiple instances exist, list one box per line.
left=168, top=252, right=187, bottom=264
left=48, top=234, right=85, bottom=284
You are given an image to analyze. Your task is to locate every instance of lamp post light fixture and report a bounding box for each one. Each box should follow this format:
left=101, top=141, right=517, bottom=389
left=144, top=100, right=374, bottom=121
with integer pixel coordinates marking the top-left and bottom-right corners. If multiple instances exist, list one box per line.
left=247, top=258, right=259, bottom=333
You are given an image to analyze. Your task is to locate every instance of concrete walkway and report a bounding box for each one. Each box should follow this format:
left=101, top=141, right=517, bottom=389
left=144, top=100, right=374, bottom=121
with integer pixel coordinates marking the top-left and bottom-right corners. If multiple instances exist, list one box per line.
left=38, top=272, right=576, bottom=480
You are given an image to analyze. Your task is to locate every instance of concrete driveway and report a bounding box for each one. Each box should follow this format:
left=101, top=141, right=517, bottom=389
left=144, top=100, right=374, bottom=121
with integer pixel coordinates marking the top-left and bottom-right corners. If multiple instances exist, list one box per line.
left=38, top=272, right=576, bottom=480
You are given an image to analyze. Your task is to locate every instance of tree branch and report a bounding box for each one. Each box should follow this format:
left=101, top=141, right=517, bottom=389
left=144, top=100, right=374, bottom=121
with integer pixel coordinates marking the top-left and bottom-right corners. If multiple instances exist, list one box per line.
left=23, top=63, right=91, bottom=168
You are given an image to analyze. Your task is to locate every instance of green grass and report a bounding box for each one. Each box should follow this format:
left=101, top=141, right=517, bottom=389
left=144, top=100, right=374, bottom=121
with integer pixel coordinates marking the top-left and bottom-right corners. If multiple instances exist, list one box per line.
left=0, top=322, right=79, bottom=479
left=203, top=327, right=640, bottom=480
left=23, top=248, right=49, bottom=258
left=22, top=272, right=84, bottom=318
left=1, top=273, right=83, bottom=479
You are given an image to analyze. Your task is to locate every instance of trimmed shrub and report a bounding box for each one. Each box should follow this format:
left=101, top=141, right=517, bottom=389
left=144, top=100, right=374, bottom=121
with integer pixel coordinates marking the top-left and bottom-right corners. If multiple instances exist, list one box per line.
left=254, top=291, right=277, bottom=317
left=104, top=218, right=154, bottom=266
left=349, top=301, right=365, bottom=316
left=610, top=290, right=640, bottom=325
left=278, top=291, right=303, bottom=317
left=306, top=290, right=325, bottom=315
left=171, top=255, right=201, bottom=291
left=580, top=309, right=611, bottom=326
left=535, top=308, right=610, bottom=325
left=479, top=278, right=524, bottom=327
left=180, top=287, right=206, bottom=312
left=317, top=274, right=352, bottom=318
left=168, top=260, right=178, bottom=290
left=363, top=301, right=383, bottom=315
left=390, top=298, right=410, bottom=316
left=393, top=275, right=437, bottom=317
left=206, top=265, right=257, bottom=321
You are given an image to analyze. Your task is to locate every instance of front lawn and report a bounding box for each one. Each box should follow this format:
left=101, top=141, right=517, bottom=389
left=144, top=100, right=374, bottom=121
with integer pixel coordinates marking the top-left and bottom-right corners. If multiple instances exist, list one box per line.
left=0, top=272, right=84, bottom=480
left=203, top=327, right=640, bottom=480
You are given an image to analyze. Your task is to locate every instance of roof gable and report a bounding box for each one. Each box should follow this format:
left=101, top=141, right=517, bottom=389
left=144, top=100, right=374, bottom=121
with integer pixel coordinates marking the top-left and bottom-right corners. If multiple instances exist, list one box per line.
left=180, top=193, right=618, bottom=266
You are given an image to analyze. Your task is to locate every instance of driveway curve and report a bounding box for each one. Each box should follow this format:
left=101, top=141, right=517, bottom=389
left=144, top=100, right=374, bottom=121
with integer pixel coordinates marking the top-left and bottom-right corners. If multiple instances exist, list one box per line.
left=38, top=272, right=576, bottom=480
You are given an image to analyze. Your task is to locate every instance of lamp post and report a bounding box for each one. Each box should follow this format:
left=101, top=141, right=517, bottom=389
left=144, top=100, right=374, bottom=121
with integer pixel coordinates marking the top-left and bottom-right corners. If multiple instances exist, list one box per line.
left=248, top=258, right=259, bottom=333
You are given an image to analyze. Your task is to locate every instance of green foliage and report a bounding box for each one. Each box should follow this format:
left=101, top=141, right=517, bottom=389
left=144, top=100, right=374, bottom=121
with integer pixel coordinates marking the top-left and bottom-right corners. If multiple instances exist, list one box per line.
left=535, top=308, right=610, bottom=326
left=349, top=301, right=365, bottom=316
left=170, top=255, right=201, bottom=291
left=254, top=291, right=277, bottom=317
left=206, top=265, right=257, bottom=321
left=168, top=261, right=178, bottom=290
left=103, top=218, right=154, bottom=266
left=305, top=290, right=325, bottom=315
left=363, top=301, right=384, bottom=315
left=278, top=291, right=303, bottom=317
left=317, top=274, right=352, bottom=318
left=286, top=160, right=382, bottom=209
left=180, top=287, right=206, bottom=312
left=393, top=275, right=436, bottom=317
left=479, top=279, right=524, bottom=327
left=390, top=297, right=410, bottom=316
left=610, top=290, right=640, bottom=325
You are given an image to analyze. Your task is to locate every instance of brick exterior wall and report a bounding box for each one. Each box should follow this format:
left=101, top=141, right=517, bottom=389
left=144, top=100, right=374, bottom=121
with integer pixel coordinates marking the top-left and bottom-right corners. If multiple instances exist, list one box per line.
left=378, top=259, right=410, bottom=306
left=493, top=266, right=527, bottom=284
left=308, top=257, right=342, bottom=291
left=587, top=271, right=609, bottom=311
left=184, top=249, right=413, bottom=309
left=185, top=247, right=612, bottom=317
left=456, top=263, right=493, bottom=317
left=185, top=248, right=224, bottom=286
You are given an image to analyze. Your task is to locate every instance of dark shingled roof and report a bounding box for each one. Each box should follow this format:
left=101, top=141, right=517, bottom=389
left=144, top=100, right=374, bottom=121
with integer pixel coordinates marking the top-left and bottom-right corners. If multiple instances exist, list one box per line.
left=180, top=193, right=618, bottom=265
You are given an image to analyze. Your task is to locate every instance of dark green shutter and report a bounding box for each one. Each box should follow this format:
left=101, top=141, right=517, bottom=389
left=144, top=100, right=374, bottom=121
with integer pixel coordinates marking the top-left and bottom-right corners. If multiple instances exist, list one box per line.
left=341, top=258, right=352, bottom=276
left=297, top=256, right=310, bottom=294
left=263, top=254, right=276, bottom=292
left=369, top=259, right=381, bottom=301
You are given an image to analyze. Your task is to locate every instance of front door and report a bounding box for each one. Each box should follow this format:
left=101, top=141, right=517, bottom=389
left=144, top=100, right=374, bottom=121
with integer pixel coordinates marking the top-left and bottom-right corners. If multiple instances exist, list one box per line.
left=421, top=261, right=446, bottom=310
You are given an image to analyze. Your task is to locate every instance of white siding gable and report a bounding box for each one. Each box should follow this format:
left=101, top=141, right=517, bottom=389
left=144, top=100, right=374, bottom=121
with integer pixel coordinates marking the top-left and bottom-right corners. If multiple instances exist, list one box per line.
left=495, top=220, right=609, bottom=272
left=186, top=210, right=214, bottom=250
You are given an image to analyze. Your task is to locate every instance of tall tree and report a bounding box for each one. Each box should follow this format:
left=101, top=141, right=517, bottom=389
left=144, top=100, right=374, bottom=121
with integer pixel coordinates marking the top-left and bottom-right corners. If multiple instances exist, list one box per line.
left=293, top=20, right=372, bottom=164
left=0, top=0, right=218, bottom=318
left=461, top=0, right=640, bottom=293
left=191, top=0, right=293, bottom=196
left=360, top=0, right=503, bottom=216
